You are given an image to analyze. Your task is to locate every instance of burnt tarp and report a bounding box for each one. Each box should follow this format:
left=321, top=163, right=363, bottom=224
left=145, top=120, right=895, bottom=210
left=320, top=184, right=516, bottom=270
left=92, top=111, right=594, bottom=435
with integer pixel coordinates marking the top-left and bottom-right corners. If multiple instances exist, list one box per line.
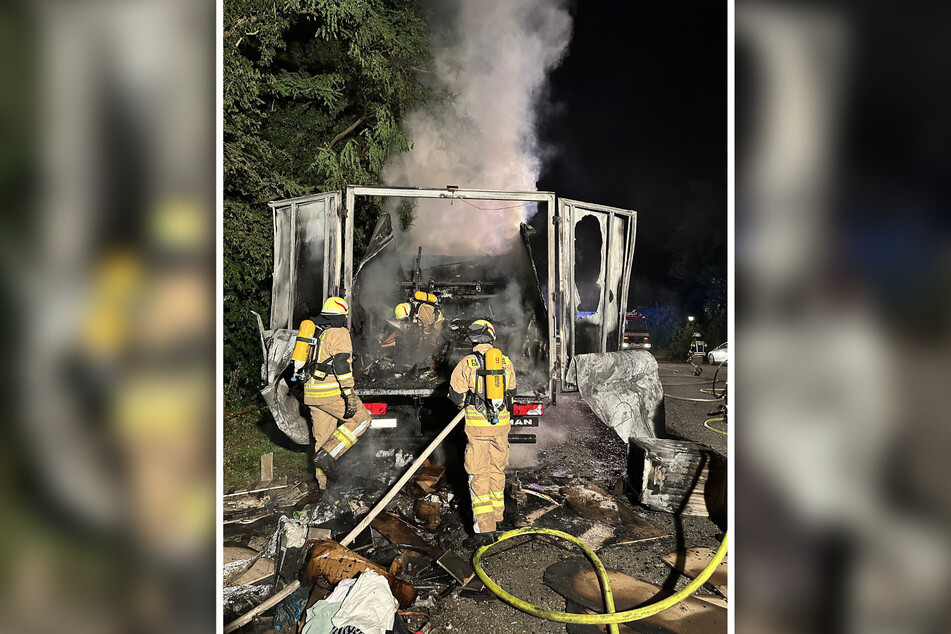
left=259, top=328, right=310, bottom=445
left=565, top=350, right=663, bottom=441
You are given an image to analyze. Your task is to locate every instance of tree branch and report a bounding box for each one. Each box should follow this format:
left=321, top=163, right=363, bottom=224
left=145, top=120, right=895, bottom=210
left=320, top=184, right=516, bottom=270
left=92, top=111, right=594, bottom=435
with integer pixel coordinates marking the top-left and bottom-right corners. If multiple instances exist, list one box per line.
left=327, top=113, right=370, bottom=149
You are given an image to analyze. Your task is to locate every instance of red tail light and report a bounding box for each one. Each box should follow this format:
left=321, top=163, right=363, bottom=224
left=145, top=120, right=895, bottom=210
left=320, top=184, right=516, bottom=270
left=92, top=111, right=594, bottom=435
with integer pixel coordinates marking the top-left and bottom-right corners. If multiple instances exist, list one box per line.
left=512, top=403, right=543, bottom=416
left=364, top=402, right=387, bottom=416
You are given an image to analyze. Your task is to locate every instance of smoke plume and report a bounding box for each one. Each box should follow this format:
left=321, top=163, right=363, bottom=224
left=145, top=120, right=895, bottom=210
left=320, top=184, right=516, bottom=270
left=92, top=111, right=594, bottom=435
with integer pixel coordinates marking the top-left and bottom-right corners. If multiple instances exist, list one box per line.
left=383, top=0, right=573, bottom=255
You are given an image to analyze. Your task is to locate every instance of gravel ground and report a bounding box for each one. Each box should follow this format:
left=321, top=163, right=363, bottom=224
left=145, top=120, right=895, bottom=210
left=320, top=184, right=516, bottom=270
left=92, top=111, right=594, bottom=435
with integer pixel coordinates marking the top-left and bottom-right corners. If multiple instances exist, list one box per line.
left=657, top=360, right=728, bottom=456
left=428, top=370, right=728, bottom=634
left=228, top=360, right=729, bottom=633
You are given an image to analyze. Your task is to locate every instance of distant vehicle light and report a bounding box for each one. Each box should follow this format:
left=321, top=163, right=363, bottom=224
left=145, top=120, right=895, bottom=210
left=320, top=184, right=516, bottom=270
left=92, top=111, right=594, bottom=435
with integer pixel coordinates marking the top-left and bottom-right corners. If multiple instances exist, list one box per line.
left=644, top=343, right=651, bottom=349
left=513, top=403, right=543, bottom=417
left=621, top=342, right=630, bottom=349
left=365, top=402, right=387, bottom=416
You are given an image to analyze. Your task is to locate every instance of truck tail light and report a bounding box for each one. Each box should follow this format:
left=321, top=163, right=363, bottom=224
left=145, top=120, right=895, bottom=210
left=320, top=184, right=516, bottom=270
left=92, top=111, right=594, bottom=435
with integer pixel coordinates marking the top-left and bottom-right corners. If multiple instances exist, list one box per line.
left=513, top=403, right=543, bottom=417
left=364, top=402, right=387, bottom=416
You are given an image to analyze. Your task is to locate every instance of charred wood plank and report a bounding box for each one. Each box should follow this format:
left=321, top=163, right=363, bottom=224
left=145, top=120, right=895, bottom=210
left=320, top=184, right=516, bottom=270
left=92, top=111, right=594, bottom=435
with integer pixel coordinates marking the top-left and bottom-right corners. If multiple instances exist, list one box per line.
left=628, top=439, right=726, bottom=523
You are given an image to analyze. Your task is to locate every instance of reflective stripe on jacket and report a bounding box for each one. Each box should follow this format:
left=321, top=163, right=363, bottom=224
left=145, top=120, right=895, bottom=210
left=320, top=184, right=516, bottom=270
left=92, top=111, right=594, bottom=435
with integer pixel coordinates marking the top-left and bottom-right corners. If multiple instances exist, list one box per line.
left=304, top=327, right=356, bottom=404
left=449, top=343, right=517, bottom=427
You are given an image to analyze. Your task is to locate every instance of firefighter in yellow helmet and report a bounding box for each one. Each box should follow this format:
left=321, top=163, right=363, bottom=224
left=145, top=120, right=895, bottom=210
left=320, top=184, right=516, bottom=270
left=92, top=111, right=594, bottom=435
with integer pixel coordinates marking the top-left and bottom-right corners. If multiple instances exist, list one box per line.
left=448, top=319, right=517, bottom=544
left=394, top=295, right=444, bottom=327
left=297, top=297, right=372, bottom=486
left=393, top=293, right=445, bottom=370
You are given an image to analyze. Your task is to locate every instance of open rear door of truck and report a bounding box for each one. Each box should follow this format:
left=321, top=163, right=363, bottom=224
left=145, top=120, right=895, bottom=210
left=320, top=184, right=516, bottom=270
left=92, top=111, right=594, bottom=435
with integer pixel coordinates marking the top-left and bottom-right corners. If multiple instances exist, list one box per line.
left=553, top=198, right=637, bottom=390
left=268, top=191, right=347, bottom=329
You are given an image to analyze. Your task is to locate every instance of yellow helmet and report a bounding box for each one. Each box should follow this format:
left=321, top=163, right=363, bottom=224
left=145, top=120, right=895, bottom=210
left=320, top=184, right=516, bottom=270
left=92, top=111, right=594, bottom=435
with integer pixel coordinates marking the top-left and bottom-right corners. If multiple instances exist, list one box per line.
left=394, top=302, right=412, bottom=320
left=321, top=296, right=349, bottom=316
left=468, top=319, right=496, bottom=343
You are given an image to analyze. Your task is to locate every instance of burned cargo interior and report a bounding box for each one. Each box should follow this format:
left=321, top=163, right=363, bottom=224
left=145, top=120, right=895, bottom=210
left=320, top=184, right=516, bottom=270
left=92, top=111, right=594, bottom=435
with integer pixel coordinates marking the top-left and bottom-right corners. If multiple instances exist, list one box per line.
left=265, top=186, right=639, bottom=409
left=348, top=197, right=551, bottom=398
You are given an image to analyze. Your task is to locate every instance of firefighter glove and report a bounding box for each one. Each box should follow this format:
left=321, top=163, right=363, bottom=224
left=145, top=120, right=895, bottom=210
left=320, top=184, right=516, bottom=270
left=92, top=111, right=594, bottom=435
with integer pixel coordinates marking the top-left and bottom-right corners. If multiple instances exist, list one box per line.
left=342, top=388, right=358, bottom=419
left=448, top=388, right=466, bottom=409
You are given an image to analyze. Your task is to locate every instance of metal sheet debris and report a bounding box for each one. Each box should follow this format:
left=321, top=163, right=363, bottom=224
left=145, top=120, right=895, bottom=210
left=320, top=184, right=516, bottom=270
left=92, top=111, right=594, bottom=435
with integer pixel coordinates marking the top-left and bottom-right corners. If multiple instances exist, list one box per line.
left=565, top=349, right=663, bottom=441
left=259, top=328, right=311, bottom=445
left=436, top=551, right=475, bottom=586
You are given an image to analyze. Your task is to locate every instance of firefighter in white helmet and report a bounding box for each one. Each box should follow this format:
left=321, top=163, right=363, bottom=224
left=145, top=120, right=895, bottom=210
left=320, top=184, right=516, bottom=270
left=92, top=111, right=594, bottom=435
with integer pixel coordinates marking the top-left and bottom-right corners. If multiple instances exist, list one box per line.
left=448, top=319, right=517, bottom=545
left=295, top=296, right=371, bottom=486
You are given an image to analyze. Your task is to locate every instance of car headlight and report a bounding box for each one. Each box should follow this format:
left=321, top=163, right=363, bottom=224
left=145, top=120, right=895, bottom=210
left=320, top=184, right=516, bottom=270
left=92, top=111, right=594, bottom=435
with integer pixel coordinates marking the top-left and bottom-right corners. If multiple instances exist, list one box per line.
left=644, top=343, right=651, bottom=349
left=621, top=342, right=630, bottom=349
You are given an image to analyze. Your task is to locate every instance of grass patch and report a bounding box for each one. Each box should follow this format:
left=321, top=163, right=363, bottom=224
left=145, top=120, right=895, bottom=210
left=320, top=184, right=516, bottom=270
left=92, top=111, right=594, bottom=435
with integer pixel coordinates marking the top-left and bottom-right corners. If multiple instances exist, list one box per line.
left=223, top=407, right=310, bottom=490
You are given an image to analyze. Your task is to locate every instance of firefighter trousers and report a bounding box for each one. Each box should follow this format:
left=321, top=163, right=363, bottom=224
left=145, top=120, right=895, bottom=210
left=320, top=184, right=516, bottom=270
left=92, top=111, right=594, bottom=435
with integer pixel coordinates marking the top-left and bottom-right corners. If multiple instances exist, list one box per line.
left=308, top=398, right=372, bottom=461
left=464, top=423, right=510, bottom=533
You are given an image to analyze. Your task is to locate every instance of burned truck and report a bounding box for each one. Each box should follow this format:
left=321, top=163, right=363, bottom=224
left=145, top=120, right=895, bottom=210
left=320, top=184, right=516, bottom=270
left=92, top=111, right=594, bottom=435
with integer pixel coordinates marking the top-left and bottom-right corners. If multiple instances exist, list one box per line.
left=256, top=185, right=637, bottom=446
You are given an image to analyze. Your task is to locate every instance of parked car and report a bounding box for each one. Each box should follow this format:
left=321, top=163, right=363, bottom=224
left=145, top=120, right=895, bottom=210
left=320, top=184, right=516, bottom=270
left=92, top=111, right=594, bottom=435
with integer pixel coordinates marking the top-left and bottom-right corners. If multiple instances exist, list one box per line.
left=707, top=342, right=728, bottom=364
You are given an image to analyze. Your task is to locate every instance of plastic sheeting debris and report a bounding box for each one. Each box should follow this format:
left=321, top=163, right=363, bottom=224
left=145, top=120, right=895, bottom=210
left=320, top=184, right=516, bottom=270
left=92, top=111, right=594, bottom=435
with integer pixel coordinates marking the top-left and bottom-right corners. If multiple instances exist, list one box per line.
left=565, top=350, right=663, bottom=441
left=259, top=328, right=311, bottom=445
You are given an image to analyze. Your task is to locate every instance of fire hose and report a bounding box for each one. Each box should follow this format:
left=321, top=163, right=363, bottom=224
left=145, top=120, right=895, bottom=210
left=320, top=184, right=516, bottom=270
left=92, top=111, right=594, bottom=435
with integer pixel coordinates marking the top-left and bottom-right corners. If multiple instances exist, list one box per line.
left=704, top=416, right=728, bottom=435
left=472, top=527, right=728, bottom=634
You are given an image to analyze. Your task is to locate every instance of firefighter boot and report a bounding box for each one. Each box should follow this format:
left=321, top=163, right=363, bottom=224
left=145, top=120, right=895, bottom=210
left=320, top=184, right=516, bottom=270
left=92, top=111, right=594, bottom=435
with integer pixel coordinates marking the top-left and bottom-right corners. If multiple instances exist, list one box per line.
left=313, top=449, right=337, bottom=482
left=463, top=532, right=498, bottom=550
left=314, top=468, right=328, bottom=490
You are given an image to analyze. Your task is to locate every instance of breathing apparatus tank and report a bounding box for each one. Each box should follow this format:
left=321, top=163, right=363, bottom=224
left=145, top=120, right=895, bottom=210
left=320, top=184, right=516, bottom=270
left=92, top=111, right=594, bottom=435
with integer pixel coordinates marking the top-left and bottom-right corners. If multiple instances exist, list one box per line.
left=414, top=290, right=438, bottom=304
left=481, top=347, right=506, bottom=423
left=292, top=320, right=317, bottom=364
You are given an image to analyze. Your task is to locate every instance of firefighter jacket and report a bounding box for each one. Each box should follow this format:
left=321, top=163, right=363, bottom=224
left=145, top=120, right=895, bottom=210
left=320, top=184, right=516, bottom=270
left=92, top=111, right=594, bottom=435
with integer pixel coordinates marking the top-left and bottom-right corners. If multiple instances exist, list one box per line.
left=449, top=343, right=517, bottom=427
left=304, top=326, right=356, bottom=404
left=413, top=301, right=443, bottom=327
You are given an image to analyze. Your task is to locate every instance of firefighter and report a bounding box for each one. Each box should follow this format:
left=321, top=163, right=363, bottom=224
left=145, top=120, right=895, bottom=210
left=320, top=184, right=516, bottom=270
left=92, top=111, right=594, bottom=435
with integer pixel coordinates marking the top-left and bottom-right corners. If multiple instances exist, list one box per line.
left=448, top=319, right=517, bottom=545
left=394, top=294, right=444, bottom=327
left=394, top=293, right=446, bottom=369
left=295, top=296, right=372, bottom=487
left=688, top=331, right=707, bottom=376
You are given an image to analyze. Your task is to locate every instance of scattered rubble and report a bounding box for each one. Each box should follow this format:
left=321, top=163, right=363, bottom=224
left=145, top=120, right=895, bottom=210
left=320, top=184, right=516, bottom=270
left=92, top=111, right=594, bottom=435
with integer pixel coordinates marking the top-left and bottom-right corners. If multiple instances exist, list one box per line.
left=224, top=391, right=727, bottom=633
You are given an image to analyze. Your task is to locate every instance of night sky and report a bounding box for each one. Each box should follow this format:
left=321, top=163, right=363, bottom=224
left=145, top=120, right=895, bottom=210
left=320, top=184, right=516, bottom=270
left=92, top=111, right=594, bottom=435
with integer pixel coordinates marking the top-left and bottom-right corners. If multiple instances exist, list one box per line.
left=536, top=2, right=727, bottom=310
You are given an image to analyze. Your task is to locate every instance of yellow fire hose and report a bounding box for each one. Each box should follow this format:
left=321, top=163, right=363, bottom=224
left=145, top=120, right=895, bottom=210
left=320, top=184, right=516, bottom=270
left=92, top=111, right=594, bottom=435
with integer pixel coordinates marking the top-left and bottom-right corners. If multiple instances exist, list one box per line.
left=473, top=527, right=728, bottom=633
left=704, top=416, right=728, bottom=435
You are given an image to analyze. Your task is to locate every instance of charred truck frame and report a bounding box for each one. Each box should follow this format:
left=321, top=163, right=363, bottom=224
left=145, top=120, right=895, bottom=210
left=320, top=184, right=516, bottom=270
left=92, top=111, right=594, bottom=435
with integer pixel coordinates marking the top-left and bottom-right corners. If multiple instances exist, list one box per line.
left=256, top=185, right=637, bottom=446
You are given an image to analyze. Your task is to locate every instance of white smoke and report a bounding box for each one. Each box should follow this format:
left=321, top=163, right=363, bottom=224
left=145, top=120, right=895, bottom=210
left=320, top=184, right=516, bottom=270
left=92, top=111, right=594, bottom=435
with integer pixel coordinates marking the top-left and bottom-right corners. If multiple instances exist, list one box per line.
left=383, top=0, right=573, bottom=255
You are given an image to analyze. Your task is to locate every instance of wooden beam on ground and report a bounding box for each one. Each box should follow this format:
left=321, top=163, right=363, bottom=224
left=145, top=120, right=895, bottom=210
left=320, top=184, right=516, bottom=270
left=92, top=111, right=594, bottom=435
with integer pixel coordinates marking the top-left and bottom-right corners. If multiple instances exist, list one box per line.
left=260, top=452, right=274, bottom=483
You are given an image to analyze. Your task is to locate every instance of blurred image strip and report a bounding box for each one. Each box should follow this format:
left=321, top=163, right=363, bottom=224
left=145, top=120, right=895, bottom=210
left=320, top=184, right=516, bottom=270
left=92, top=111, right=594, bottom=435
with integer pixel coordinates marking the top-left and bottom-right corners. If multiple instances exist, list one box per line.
left=737, top=1, right=951, bottom=632
left=0, top=0, right=215, bottom=632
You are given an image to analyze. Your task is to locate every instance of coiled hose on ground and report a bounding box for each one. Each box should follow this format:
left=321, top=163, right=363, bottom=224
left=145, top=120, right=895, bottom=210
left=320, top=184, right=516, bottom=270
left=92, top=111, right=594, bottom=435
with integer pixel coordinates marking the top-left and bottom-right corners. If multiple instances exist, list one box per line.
left=472, top=527, right=729, bottom=633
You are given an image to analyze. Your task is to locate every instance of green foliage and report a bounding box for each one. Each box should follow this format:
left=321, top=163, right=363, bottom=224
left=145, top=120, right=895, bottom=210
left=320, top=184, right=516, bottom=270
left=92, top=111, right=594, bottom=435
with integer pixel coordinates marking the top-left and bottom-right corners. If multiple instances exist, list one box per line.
left=223, top=408, right=310, bottom=489
left=639, top=304, right=684, bottom=352
left=397, top=199, right=416, bottom=231
left=701, top=274, right=727, bottom=348
left=224, top=0, right=433, bottom=404
left=664, top=179, right=727, bottom=355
